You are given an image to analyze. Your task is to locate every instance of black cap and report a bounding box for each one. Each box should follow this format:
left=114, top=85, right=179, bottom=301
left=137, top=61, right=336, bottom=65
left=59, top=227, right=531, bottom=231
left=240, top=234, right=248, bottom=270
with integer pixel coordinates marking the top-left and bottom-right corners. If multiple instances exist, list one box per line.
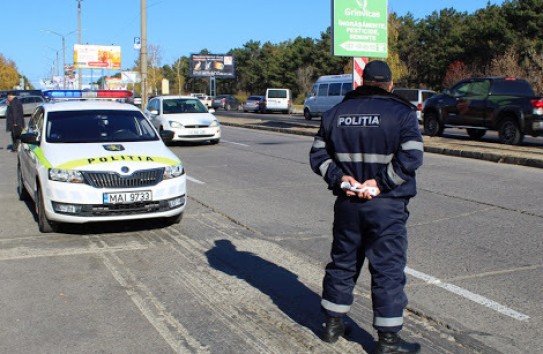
left=363, top=60, right=392, bottom=82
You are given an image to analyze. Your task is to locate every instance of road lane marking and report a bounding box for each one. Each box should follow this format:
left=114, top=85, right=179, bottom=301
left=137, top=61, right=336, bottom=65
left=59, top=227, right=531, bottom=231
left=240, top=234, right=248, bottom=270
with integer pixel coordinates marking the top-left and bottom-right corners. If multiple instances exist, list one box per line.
left=220, top=139, right=249, bottom=147
left=406, top=266, right=530, bottom=321
left=187, top=176, right=205, bottom=184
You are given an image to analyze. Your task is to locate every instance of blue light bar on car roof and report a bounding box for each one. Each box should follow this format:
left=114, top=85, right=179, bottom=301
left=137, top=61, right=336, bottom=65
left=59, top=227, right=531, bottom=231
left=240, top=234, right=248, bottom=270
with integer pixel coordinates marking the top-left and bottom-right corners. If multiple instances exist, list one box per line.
left=43, top=90, right=133, bottom=99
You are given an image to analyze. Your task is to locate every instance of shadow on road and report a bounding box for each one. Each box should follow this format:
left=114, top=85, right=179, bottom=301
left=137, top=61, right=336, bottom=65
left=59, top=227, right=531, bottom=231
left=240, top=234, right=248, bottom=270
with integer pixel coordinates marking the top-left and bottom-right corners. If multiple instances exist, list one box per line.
left=205, top=239, right=375, bottom=352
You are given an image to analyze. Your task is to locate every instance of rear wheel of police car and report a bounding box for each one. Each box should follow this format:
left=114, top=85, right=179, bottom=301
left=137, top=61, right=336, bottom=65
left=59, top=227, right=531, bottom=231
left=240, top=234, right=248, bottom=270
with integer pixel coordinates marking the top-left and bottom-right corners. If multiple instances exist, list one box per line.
left=36, top=185, right=58, bottom=233
left=16, top=163, right=31, bottom=201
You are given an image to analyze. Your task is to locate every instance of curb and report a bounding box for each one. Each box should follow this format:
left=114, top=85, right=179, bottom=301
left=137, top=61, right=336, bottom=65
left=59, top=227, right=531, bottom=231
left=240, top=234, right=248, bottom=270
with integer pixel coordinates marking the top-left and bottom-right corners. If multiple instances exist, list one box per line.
left=220, top=120, right=543, bottom=169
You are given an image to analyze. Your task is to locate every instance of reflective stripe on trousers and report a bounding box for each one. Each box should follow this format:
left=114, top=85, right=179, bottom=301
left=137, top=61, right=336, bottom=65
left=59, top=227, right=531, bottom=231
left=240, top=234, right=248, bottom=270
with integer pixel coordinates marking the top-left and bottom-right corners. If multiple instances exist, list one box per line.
left=321, top=196, right=409, bottom=332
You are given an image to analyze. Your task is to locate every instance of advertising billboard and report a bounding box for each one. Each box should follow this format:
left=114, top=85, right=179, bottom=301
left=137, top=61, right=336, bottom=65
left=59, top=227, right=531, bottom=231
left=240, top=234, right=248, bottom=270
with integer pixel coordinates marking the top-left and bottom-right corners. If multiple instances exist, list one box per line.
left=74, top=44, right=122, bottom=69
left=331, top=0, right=388, bottom=57
left=190, top=54, right=235, bottom=78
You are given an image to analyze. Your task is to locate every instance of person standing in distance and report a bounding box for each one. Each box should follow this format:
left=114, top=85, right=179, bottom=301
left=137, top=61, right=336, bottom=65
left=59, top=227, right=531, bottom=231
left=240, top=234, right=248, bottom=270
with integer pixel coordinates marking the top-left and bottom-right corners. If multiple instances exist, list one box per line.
left=5, top=91, right=25, bottom=152
left=309, top=60, right=423, bottom=353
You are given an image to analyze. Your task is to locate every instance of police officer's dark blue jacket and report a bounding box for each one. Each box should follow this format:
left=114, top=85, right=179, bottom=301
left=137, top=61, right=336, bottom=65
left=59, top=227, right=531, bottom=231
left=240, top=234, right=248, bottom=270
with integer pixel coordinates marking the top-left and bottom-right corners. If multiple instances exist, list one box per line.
left=310, top=85, right=423, bottom=198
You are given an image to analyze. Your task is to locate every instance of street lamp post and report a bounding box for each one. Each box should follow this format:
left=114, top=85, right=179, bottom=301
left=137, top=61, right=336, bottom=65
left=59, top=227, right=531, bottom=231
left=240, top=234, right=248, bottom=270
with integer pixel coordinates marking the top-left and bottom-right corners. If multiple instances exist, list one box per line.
left=42, top=29, right=77, bottom=89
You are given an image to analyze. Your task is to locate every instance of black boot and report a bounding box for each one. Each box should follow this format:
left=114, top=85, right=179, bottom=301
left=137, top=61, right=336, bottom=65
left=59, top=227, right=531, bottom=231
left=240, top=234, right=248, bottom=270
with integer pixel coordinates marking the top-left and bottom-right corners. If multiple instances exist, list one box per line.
left=322, top=316, right=345, bottom=343
left=374, top=332, right=421, bottom=353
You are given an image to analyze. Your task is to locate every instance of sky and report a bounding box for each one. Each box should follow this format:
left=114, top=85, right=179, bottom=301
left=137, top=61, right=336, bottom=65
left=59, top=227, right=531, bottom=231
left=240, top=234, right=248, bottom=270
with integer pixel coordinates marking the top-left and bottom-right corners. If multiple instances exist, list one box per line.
left=2, top=0, right=504, bottom=89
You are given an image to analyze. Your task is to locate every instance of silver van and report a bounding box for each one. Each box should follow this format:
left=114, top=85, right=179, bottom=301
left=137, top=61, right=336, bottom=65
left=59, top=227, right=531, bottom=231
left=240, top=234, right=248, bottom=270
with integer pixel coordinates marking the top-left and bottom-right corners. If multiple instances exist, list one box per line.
left=303, top=74, right=353, bottom=120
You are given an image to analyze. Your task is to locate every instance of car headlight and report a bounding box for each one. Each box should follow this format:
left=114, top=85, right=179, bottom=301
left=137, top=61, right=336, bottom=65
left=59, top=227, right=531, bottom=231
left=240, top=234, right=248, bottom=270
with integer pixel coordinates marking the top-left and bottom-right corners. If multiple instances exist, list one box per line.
left=210, top=119, right=219, bottom=127
left=49, top=168, right=84, bottom=183
left=170, top=121, right=184, bottom=129
left=164, top=164, right=185, bottom=179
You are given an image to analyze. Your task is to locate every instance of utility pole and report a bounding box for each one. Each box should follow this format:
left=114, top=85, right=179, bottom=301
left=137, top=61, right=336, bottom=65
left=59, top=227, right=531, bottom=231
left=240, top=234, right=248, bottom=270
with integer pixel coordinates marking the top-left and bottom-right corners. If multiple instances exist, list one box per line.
left=42, top=29, right=77, bottom=90
left=141, top=0, right=148, bottom=108
left=77, top=0, right=83, bottom=89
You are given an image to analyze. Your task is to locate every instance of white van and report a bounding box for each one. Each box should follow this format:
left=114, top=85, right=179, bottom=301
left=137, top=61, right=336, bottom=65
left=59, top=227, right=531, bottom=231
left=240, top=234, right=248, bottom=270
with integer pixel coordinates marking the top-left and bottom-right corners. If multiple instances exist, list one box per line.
left=265, top=88, right=292, bottom=114
left=303, top=74, right=353, bottom=120
left=392, top=88, right=437, bottom=123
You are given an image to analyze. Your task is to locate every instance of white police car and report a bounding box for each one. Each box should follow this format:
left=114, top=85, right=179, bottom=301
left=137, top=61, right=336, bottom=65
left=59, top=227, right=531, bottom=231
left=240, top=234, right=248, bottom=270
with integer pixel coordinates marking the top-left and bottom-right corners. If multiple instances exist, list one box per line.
left=17, top=90, right=186, bottom=233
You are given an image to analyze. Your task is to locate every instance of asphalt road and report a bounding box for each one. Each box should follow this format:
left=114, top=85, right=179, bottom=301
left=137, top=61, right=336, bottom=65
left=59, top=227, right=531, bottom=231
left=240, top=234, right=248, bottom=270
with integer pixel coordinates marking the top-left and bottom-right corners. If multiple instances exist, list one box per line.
left=1, top=116, right=542, bottom=353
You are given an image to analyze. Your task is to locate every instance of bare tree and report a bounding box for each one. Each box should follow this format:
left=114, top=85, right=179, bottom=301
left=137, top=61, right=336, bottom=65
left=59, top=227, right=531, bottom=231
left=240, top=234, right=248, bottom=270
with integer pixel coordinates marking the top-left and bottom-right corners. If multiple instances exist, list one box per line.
left=172, top=58, right=184, bottom=95
left=487, top=48, right=525, bottom=78
left=296, top=65, right=314, bottom=103
left=148, top=44, right=162, bottom=96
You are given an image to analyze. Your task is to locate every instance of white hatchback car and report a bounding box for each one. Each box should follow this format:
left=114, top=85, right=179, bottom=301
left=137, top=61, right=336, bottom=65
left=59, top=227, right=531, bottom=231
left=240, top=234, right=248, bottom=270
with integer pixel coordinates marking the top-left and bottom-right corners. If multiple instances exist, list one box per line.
left=17, top=90, right=186, bottom=233
left=144, top=96, right=220, bottom=144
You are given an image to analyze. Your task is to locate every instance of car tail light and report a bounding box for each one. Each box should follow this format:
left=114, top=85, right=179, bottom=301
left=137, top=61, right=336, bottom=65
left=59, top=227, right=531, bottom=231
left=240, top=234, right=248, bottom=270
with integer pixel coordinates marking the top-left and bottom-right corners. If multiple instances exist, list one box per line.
left=531, top=99, right=543, bottom=115
left=531, top=99, right=543, bottom=108
left=417, top=103, right=423, bottom=111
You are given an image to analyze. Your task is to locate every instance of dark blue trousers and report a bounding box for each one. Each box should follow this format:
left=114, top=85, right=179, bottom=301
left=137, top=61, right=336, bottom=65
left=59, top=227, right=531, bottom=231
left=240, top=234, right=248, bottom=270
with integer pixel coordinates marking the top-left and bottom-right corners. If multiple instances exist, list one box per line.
left=321, top=196, right=409, bottom=332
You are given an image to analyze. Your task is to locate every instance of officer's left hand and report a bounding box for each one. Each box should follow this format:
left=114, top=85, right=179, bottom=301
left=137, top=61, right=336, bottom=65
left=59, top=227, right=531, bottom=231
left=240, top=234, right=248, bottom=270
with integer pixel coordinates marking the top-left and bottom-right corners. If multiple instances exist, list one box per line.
left=358, top=179, right=380, bottom=200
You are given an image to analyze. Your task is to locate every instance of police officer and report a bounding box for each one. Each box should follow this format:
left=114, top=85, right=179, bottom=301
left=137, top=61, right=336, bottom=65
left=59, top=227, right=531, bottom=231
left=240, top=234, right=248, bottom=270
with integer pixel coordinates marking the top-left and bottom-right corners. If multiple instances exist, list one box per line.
left=309, top=60, right=423, bottom=353
left=5, top=91, right=25, bottom=152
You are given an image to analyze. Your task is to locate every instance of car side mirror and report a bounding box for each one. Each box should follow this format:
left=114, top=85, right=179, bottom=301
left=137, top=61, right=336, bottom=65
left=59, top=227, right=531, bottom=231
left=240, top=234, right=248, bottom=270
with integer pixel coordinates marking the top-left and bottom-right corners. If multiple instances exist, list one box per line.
left=20, top=132, right=40, bottom=145
left=208, top=108, right=215, bottom=114
left=149, top=109, right=159, bottom=115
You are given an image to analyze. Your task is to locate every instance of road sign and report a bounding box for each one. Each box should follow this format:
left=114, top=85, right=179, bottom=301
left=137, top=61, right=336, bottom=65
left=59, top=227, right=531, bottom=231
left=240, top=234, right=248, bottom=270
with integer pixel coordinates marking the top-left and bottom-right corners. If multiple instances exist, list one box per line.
left=134, top=37, right=141, bottom=50
left=332, top=0, right=388, bottom=58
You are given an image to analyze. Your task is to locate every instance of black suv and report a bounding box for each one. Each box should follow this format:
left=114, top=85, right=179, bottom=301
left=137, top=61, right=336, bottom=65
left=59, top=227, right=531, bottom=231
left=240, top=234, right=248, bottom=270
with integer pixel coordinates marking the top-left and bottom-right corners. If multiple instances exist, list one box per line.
left=422, top=77, right=543, bottom=145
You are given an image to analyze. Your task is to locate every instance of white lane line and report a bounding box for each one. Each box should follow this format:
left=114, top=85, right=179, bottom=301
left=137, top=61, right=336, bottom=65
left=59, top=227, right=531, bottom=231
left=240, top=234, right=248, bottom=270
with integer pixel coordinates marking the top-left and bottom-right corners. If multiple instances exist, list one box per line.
left=220, top=139, right=249, bottom=147
left=186, top=176, right=205, bottom=184
left=406, top=266, right=530, bottom=321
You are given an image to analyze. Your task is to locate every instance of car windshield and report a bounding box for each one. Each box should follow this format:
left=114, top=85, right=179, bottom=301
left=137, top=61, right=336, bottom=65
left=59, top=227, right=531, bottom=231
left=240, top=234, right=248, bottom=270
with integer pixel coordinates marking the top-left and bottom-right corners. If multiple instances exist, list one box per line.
left=44, top=110, right=159, bottom=143
left=0, top=98, right=7, bottom=105
left=162, top=98, right=207, bottom=114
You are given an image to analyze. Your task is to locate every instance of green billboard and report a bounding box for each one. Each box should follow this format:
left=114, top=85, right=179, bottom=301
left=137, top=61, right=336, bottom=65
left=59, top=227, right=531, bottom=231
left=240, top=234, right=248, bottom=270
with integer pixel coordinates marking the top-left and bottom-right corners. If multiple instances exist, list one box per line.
left=332, top=0, right=388, bottom=57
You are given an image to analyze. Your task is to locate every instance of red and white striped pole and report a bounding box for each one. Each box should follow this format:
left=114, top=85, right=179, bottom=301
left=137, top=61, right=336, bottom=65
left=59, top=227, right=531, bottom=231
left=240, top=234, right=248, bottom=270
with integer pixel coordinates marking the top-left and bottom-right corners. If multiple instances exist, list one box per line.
left=353, top=57, right=368, bottom=89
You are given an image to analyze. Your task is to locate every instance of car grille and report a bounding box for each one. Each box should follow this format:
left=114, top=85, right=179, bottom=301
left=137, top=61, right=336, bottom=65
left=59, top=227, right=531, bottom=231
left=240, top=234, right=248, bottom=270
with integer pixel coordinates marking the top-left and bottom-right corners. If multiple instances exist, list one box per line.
left=81, top=168, right=164, bottom=188
left=184, top=124, right=209, bottom=128
left=90, top=201, right=163, bottom=215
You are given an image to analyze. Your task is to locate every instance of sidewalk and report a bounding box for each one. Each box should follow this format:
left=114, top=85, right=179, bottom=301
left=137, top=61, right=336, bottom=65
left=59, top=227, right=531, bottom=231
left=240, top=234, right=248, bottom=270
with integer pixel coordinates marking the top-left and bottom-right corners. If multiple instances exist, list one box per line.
left=217, top=116, right=543, bottom=169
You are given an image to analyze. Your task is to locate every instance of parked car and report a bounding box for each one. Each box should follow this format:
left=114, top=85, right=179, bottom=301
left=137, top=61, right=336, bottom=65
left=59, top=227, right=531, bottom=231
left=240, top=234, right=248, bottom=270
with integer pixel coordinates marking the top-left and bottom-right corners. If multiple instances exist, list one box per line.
left=144, top=95, right=221, bottom=144
left=242, top=95, right=266, bottom=113
left=392, top=88, right=437, bottom=123
left=0, top=95, right=45, bottom=117
left=212, top=95, right=240, bottom=111
left=17, top=89, right=186, bottom=233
